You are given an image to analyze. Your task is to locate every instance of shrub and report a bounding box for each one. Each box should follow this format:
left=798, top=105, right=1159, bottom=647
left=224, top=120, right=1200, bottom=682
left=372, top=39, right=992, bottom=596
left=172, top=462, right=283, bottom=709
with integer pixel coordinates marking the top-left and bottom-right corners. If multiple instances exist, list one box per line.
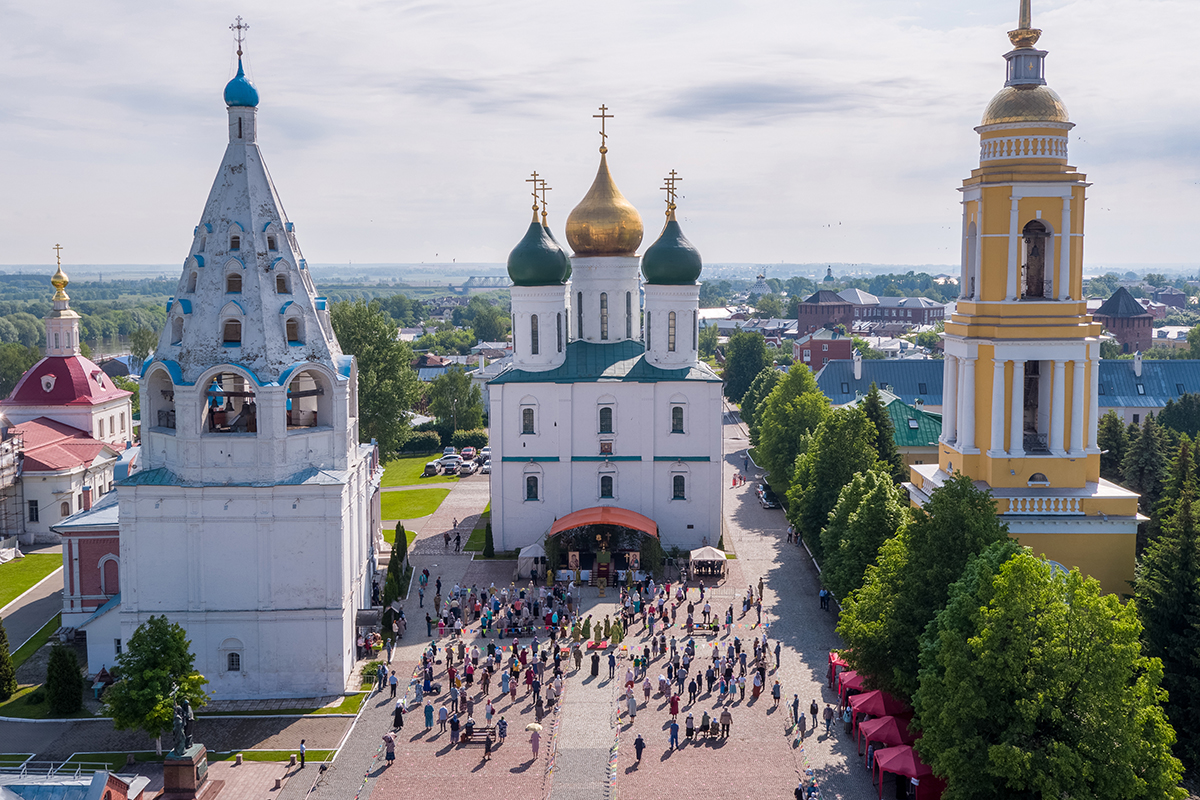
left=401, top=430, right=442, bottom=453
left=45, top=643, right=84, bottom=715
left=483, top=522, right=495, bottom=558
left=0, top=619, right=16, bottom=701
left=450, top=429, right=489, bottom=450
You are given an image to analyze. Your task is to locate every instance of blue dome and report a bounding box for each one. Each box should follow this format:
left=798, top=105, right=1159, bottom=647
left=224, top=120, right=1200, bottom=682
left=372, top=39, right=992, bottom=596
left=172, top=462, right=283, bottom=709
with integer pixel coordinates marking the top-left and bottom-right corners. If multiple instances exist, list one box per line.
left=224, top=59, right=259, bottom=107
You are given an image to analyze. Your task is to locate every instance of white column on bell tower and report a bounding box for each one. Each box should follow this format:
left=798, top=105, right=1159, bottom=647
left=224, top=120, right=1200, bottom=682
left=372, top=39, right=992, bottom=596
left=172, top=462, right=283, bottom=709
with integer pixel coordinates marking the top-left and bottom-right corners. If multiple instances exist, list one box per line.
left=1088, top=343, right=1100, bottom=450
left=1058, top=194, right=1072, bottom=300
left=942, top=355, right=959, bottom=445
left=1050, top=359, right=1067, bottom=454
left=959, top=355, right=977, bottom=451
left=1009, top=360, right=1025, bottom=456
left=1071, top=358, right=1086, bottom=454
left=1007, top=195, right=1021, bottom=300
left=989, top=359, right=1007, bottom=456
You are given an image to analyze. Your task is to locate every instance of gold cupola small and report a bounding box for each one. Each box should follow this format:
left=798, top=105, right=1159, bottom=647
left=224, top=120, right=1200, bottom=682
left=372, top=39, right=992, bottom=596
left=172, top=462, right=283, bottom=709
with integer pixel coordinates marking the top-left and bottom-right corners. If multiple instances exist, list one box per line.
left=565, top=105, right=644, bottom=257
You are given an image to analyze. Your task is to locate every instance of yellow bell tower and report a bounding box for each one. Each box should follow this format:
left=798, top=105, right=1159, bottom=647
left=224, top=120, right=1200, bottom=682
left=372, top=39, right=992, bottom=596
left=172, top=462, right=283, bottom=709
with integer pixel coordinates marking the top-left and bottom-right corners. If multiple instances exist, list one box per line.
left=907, top=0, right=1141, bottom=594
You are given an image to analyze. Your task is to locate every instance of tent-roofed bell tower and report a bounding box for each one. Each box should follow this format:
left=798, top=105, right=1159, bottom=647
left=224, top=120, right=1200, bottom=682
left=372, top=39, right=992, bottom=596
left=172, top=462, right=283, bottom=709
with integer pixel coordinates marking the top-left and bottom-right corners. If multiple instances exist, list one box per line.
left=906, top=0, right=1141, bottom=594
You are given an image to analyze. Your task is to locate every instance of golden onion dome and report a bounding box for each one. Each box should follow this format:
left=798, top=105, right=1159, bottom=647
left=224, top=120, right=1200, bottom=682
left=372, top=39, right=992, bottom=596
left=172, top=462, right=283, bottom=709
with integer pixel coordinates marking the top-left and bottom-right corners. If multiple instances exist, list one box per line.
left=565, top=152, right=643, bottom=257
left=51, top=265, right=70, bottom=300
left=981, top=84, right=1069, bottom=127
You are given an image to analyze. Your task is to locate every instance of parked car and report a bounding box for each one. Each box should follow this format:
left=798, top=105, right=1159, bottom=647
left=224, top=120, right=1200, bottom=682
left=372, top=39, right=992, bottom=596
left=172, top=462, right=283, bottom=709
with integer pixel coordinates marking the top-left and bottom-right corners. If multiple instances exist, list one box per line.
left=476, top=447, right=491, bottom=464
left=461, top=446, right=477, bottom=461
left=480, top=459, right=491, bottom=474
left=438, top=454, right=463, bottom=469
left=458, top=461, right=476, bottom=476
left=422, top=461, right=440, bottom=477
left=759, top=487, right=781, bottom=509
left=443, top=446, right=457, bottom=457
left=754, top=483, right=768, bottom=499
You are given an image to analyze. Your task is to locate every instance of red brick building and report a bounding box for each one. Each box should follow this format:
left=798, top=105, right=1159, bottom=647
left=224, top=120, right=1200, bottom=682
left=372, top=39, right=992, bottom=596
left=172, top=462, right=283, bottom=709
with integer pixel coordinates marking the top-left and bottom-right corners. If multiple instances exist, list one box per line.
left=1093, top=286, right=1153, bottom=354
left=792, top=328, right=854, bottom=368
left=797, top=290, right=852, bottom=333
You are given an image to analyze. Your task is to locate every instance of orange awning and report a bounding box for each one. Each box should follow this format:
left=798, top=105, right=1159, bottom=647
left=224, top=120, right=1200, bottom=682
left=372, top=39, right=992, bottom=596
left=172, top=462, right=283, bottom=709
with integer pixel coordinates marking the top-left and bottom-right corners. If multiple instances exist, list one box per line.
left=548, top=506, right=659, bottom=539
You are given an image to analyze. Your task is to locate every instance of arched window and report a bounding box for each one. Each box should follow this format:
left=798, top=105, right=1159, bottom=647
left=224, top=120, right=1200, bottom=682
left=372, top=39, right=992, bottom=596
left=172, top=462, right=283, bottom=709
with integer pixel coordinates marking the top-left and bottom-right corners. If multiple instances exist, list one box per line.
left=522, top=407, right=535, bottom=434
left=267, top=235, right=278, bottom=251
left=61, top=501, right=71, bottom=517
left=205, top=372, right=257, bottom=433
left=577, top=292, right=584, bottom=339
left=226, top=272, right=242, bottom=293
left=600, top=475, right=614, bottom=498
left=692, top=310, right=697, bottom=350
left=1022, top=220, right=1049, bottom=299
left=188, top=272, right=198, bottom=293
left=199, top=236, right=207, bottom=252
left=54, top=333, right=60, bottom=349
left=526, top=475, right=539, bottom=500
left=230, top=234, right=241, bottom=251
left=223, top=319, right=242, bottom=345
left=672, top=406, right=684, bottom=433
left=600, top=293, right=609, bottom=340
left=276, top=274, right=290, bottom=294
left=965, top=221, right=978, bottom=299
left=171, top=317, right=184, bottom=345
left=668, top=311, right=677, bottom=352
left=286, top=318, right=302, bottom=344
left=100, top=556, right=119, bottom=595
left=531, top=314, right=539, bottom=356
left=673, top=475, right=686, bottom=499
left=646, top=311, right=652, bottom=349
left=557, top=313, right=563, bottom=352
left=148, top=368, right=176, bottom=431
left=626, top=292, right=632, bottom=339
left=288, top=369, right=331, bottom=429
left=599, top=406, right=613, bottom=434
left=228, top=652, right=241, bottom=671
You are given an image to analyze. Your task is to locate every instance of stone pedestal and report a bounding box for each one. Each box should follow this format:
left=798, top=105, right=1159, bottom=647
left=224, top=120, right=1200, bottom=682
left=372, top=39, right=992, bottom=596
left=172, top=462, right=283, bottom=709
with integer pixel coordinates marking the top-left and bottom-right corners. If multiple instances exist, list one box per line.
left=161, top=745, right=222, bottom=800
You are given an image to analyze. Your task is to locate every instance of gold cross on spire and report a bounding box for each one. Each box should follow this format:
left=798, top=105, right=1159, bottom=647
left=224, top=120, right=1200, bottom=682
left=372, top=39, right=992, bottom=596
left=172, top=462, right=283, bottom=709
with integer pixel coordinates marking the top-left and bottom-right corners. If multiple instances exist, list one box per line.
left=53, top=243, right=63, bottom=267
left=230, top=16, right=250, bottom=57
left=660, top=170, right=681, bottom=217
left=536, top=178, right=552, bottom=226
left=526, top=171, right=541, bottom=214
left=593, top=104, right=613, bottom=154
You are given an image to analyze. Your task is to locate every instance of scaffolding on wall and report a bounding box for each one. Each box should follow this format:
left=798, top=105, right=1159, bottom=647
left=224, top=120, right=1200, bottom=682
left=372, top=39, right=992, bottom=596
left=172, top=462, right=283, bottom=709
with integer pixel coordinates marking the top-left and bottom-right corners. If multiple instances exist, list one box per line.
left=0, top=431, right=27, bottom=542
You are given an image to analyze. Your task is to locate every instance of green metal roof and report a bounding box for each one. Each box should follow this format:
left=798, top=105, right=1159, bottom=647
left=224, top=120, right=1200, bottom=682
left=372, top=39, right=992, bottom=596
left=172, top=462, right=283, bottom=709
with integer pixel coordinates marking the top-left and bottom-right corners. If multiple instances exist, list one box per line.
left=120, top=466, right=350, bottom=488
left=885, top=397, right=941, bottom=448
left=488, top=339, right=722, bottom=385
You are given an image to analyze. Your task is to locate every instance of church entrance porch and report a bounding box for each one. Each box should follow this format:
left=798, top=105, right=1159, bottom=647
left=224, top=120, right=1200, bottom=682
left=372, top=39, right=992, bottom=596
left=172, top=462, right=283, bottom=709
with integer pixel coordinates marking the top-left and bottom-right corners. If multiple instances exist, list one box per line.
left=543, top=506, right=664, bottom=586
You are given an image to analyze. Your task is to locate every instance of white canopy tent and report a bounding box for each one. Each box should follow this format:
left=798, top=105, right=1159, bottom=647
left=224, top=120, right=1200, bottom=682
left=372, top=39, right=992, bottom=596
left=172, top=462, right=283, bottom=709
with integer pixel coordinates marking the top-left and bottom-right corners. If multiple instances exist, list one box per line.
left=689, top=545, right=727, bottom=577
left=516, top=541, right=545, bottom=581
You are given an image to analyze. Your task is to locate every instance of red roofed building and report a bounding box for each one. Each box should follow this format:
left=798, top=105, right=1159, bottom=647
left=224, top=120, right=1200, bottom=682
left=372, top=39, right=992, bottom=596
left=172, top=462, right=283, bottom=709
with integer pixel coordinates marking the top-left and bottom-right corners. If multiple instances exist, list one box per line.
left=0, top=266, right=132, bottom=543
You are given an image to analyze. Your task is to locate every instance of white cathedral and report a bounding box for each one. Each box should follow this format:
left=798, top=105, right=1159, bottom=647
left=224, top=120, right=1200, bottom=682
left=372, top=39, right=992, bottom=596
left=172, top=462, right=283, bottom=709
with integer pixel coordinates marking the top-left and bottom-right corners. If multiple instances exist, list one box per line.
left=105, top=52, right=380, bottom=699
left=487, top=135, right=724, bottom=559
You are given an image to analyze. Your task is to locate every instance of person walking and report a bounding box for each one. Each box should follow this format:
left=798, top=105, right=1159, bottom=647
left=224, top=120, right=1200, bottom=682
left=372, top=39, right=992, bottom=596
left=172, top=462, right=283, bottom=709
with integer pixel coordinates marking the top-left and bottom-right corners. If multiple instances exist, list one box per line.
left=497, top=716, right=508, bottom=744
left=688, top=677, right=698, bottom=705
left=455, top=531, right=462, bottom=552
left=393, top=699, right=405, bottom=730
left=608, top=652, right=617, bottom=680
left=719, top=708, right=732, bottom=737
left=419, top=586, right=425, bottom=607
left=389, top=670, right=398, bottom=698
left=530, top=728, right=541, bottom=759
left=626, top=689, right=638, bottom=722
left=774, top=641, right=781, bottom=670
left=382, top=732, right=396, bottom=766
left=772, top=680, right=782, bottom=708
left=670, top=692, right=680, bottom=719
left=450, top=713, right=461, bottom=745
left=669, top=718, right=680, bottom=750
left=809, top=699, right=819, bottom=729
left=299, top=740, right=306, bottom=768
left=438, top=704, right=449, bottom=732
left=634, top=733, right=646, bottom=762
left=823, top=703, right=834, bottom=734
left=424, top=700, right=434, bottom=730
left=790, top=694, right=800, bottom=725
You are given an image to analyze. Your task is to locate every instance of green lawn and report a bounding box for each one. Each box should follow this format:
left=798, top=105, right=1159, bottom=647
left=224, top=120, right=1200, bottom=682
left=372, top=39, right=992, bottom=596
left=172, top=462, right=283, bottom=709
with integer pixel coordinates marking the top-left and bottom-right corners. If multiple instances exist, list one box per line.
left=381, top=455, right=458, bottom=487
left=463, top=504, right=491, bottom=552
left=0, top=754, right=33, bottom=764
left=0, top=682, right=95, bottom=720
left=380, top=488, right=450, bottom=520
left=0, top=553, right=62, bottom=608
left=197, top=692, right=367, bottom=717
left=62, top=752, right=161, bottom=771
left=12, top=613, right=60, bottom=670
left=382, top=527, right=418, bottom=547
left=209, top=749, right=336, bottom=763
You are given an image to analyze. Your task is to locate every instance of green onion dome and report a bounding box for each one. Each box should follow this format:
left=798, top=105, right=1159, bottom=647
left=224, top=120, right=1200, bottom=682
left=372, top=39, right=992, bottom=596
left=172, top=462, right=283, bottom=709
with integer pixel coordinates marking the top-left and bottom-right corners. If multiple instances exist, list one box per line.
left=508, top=211, right=570, bottom=286
left=544, top=225, right=572, bottom=282
left=641, top=213, right=702, bottom=285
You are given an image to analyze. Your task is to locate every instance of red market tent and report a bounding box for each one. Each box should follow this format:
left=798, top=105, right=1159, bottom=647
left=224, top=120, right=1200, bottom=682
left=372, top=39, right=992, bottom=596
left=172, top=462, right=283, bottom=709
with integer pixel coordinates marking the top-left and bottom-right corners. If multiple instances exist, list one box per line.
left=849, top=690, right=912, bottom=732
left=838, top=670, right=865, bottom=698
left=858, top=715, right=917, bottom=765
left=828, top=651, right=850, bottom=687
left=873, top=745, right=945, bottom=800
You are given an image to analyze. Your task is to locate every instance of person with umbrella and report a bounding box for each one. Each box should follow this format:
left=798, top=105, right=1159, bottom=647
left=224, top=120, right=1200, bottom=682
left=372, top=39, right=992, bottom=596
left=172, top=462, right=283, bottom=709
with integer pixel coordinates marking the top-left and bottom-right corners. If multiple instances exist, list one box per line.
left=382, top=732, right=396, bottom=767
left=527, top=723, right=542, bottom=758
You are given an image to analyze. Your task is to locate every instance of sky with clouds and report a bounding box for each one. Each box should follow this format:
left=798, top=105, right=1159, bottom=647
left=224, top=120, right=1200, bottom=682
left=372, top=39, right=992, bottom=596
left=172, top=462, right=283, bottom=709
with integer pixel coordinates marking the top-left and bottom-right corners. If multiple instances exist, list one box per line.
left=0, top=0, right=1197, bottom=270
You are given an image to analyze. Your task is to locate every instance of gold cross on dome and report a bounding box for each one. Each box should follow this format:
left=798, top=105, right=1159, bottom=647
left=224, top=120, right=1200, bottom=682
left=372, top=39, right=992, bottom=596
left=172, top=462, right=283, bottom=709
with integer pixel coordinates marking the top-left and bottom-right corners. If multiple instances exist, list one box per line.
left=660, top=170, right=681, bottom=214
left=526, top=171, right=540, bottom=212
left=53, top=243, right=63, bottom=266
left=594, top=104, right=613, bottom=153
left=537, top=178, right=552, bottom=223
left=230, top=16, right=250, bottom=57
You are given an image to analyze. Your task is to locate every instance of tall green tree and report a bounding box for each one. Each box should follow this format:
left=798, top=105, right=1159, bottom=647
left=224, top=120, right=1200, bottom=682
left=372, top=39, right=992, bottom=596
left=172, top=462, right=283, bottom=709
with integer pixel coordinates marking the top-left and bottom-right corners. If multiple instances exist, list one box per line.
left=722, top=330, right=770, bottom=403
left=1136, top=475, right=1200, bottom=771
left=755, top=365, right=829, bottom=486
left=787, top=406, right=878, bottom=558
left=838, top=474, right=1009, bottom=698
left=427, top=367, right=483, bottom=431
left=740, top=366, right=780, bottom=444
left=112, top=375, right=140, bottom=421
left=104, top=615, right=209, bottom=755
left=860, top=383, right=906, bottom=483
left=753, top=294, right=784, bottom=319
left=915, top=550, right=1185, bottom=800
left=1158, top=393, right=1200, bottom=439
left=0, top=342, right=40, bottom=398
left=0, top=619, right=16, bottom=701
left=699, top=324, right=719, bottom=359
left=45, top=643, right=84, bottom=715
left=1097, top=410, right=1130, bottom=482
left=331, top=300, right=421, bottom=456
left=129, top=327, right=157, bottom=369
left=820, top=469, right=907, bottom=602
left=471, top=304, right=508, bottom=343
left=1123, top=413, right=1170, bottom=514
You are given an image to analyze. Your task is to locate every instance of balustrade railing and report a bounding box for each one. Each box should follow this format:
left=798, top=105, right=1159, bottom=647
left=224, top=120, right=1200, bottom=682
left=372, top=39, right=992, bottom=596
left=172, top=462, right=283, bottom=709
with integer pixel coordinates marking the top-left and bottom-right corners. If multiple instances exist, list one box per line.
left=1006, top=496, right=1084, bottom=515
left=981, top=135, right=1068, bottom=161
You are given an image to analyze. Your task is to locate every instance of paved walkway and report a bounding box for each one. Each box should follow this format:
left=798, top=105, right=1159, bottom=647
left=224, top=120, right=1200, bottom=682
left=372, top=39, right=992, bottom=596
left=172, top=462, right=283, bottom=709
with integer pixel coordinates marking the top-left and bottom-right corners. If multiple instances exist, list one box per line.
left=1, top=544, right=65, bottom=648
